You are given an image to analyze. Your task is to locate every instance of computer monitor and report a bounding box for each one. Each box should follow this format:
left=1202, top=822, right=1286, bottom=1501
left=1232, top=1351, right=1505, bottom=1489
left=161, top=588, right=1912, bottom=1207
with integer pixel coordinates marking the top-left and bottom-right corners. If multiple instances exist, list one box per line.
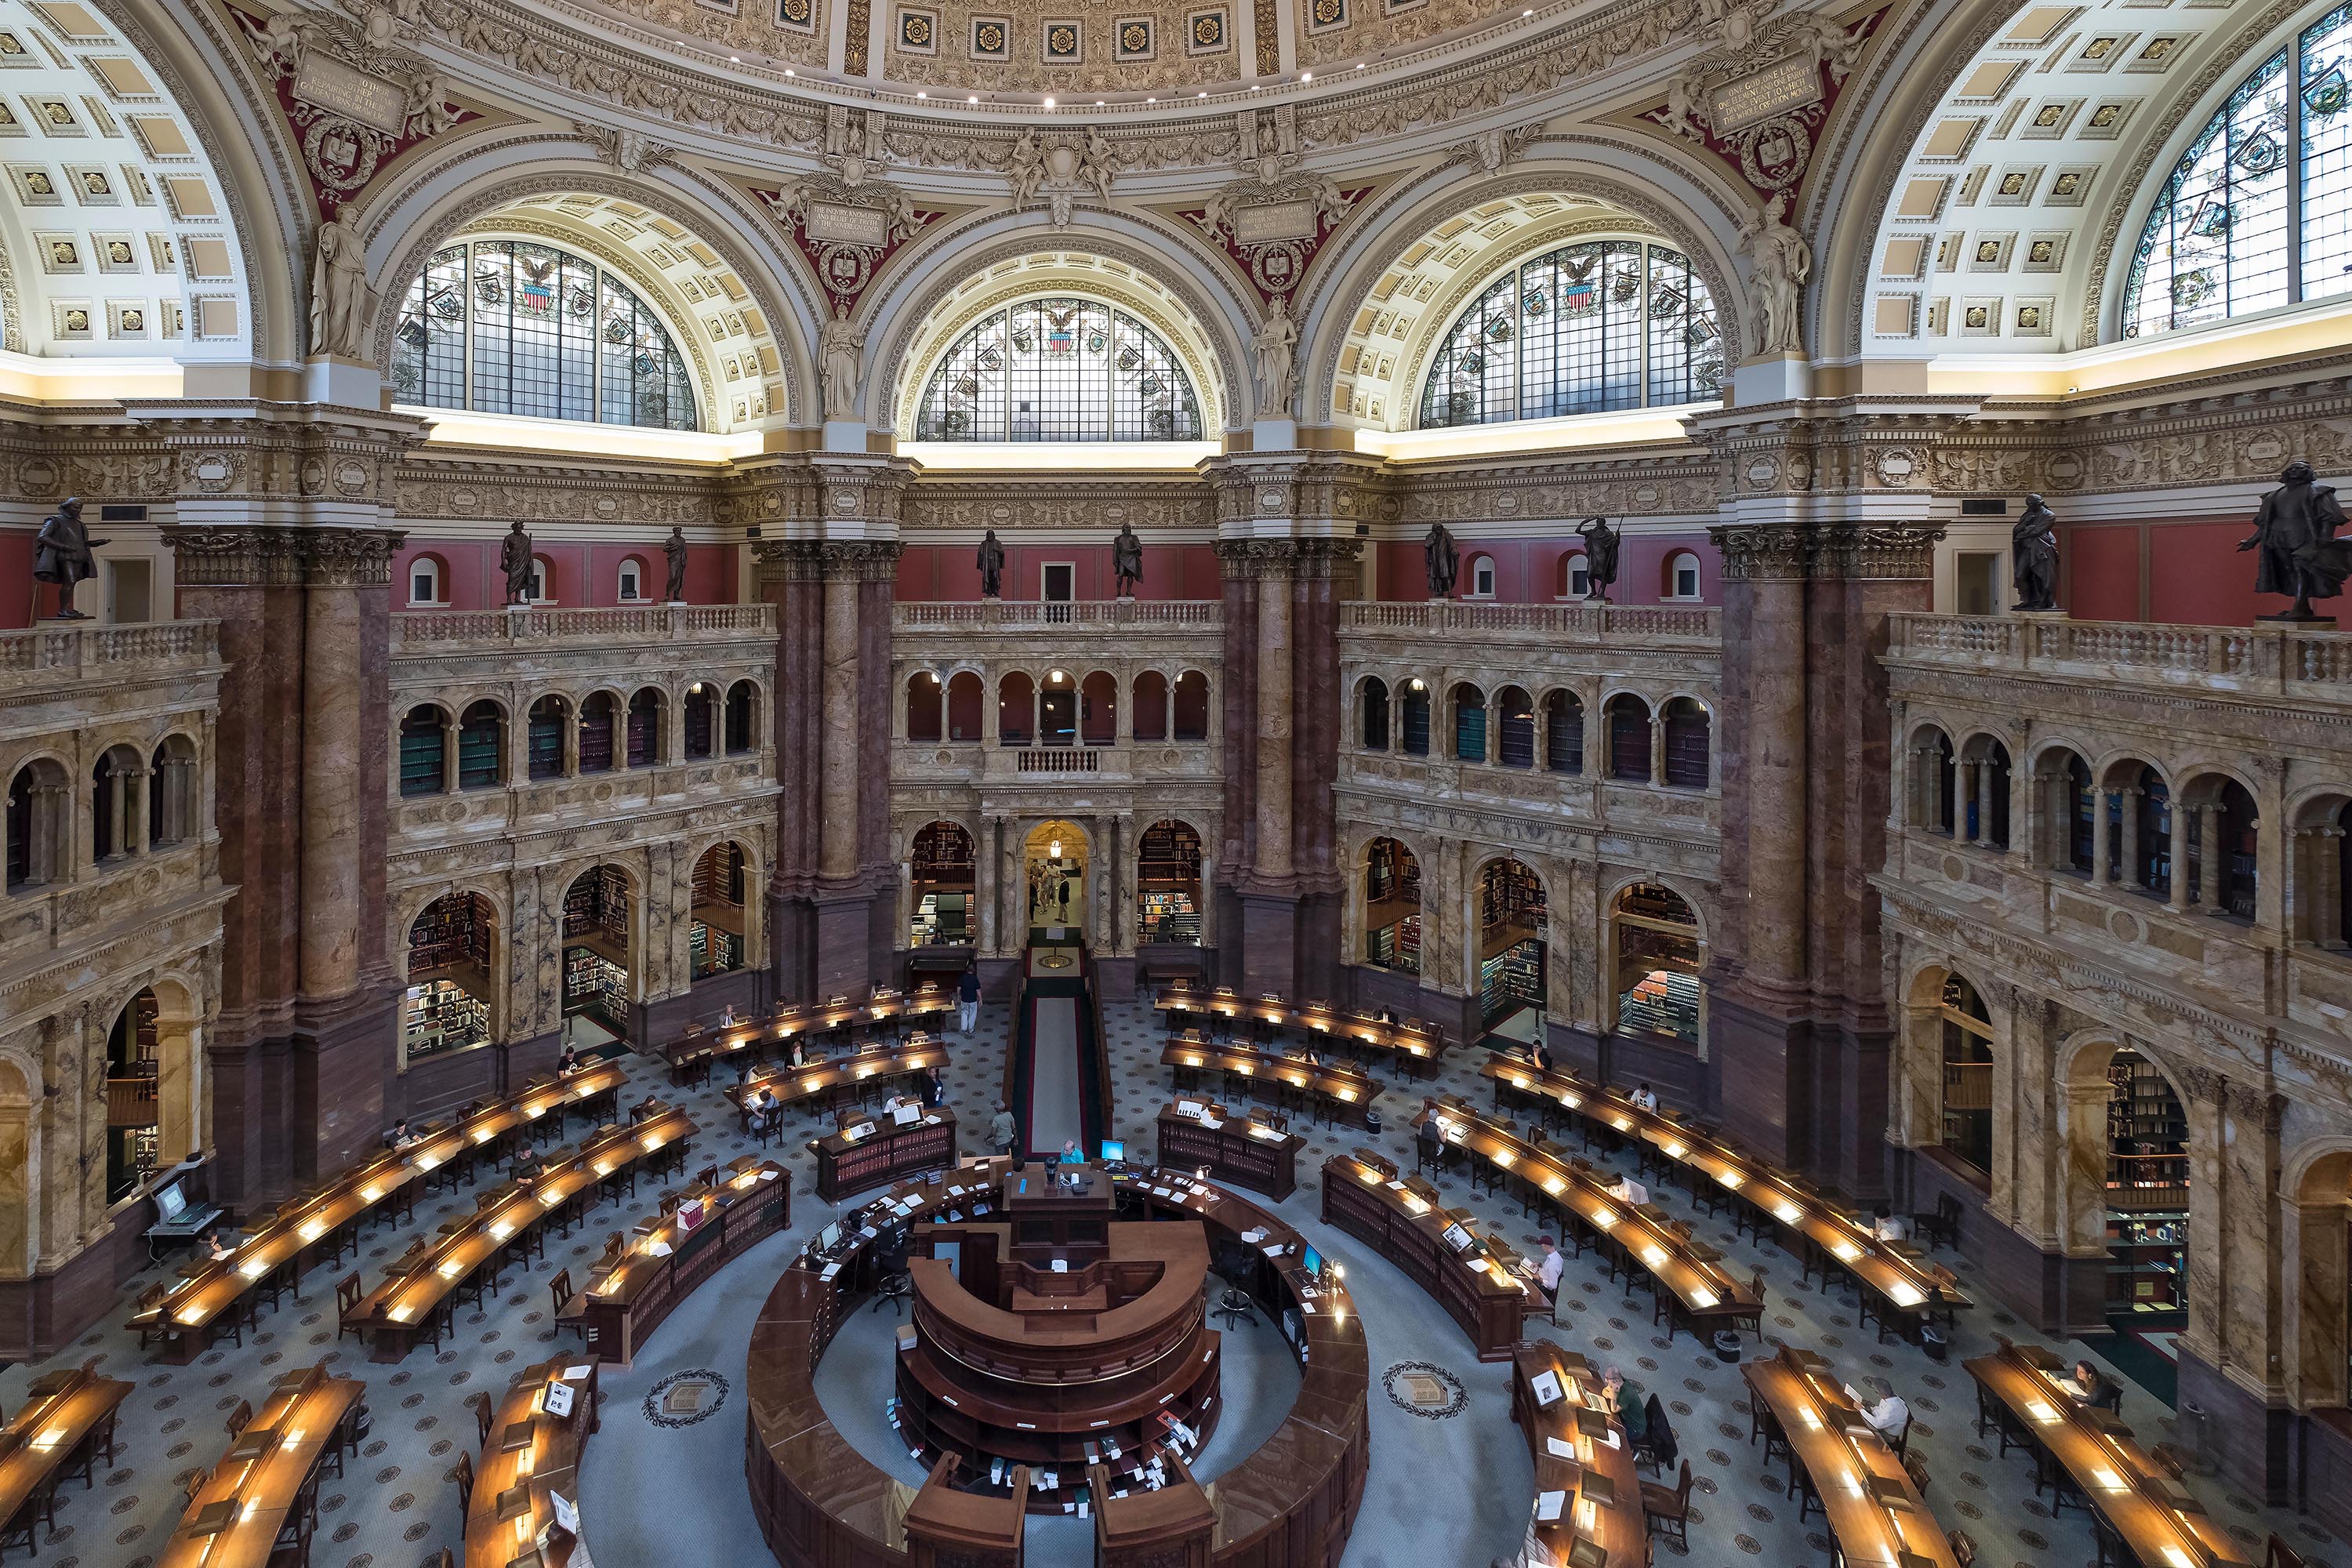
left=818, top=1221, right=842, bottom=1253
left=1099, top=1139, right=1126, bottom=1163
left=154, top=1181, right=187, bottom=1223
left=1301, top=1243, right=1323, bottom=1276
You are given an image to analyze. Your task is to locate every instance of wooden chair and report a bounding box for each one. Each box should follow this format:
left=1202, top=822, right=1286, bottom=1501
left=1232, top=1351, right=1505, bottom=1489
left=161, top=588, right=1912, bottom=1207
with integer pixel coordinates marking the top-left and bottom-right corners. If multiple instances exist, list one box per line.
left=2267, top=1537, right=2308, bottom=1568
left=183, top=1466, right=212, bottom=1509
left=1904, top=1449, right=1931, bottom=1497
left=1947, top=1529, right=1977, bottom=1568
left=1912, top=1192, right=1962, bottom=1250
left=0, top=1472, right=58, bottom=1560
left=133, top=1282, right=173, bottom=1350
left=335, top=1273, right=365, bottom=1342
left=467, top=1390, right=495, bottom=1448
left=448, top=1450, right=475, bottom=1516
left=2151, top=1442, right=2190, bottom=1479
left=1639, top=1459, right=1693, bottom=1550
left=226, top=1399, right=254, bottom=1439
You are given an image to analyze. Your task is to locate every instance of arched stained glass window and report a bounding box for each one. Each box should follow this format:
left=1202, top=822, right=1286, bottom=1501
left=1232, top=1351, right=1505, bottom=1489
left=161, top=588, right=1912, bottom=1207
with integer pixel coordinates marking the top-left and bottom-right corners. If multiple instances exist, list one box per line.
left=1418, top=240, right=1723, bottom=428
left=2124, top=2, right=2352, bottom=336
left=913, top=297, right=1203, bottom=441
left=391, top=241, right=699, bottom=430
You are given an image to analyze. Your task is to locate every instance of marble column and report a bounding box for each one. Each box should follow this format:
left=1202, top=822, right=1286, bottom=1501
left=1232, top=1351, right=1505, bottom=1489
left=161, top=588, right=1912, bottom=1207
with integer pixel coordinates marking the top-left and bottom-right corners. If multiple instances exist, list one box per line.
left=819, top=577, right=860, bottom=881
left=1255, top=570, right=1294, bottom=883
left=1648, top=714, right=1666, bottom=784
left=2090, top=788, right=2113, bottom=882
left=976, top=818, right=999, bottom=956
left=2118, top=787, right=2143, bottom=891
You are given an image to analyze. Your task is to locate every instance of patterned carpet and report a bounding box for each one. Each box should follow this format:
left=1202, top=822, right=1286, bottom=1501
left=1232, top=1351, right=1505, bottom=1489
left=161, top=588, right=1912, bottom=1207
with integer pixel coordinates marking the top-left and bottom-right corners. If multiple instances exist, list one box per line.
left=0, top=995, right=2333, bottom=1568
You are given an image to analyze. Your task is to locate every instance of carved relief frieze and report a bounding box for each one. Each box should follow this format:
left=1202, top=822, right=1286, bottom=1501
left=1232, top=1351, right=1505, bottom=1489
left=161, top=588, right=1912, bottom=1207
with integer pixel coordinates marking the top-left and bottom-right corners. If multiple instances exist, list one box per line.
left=902, top=485, right=1214, bottom=531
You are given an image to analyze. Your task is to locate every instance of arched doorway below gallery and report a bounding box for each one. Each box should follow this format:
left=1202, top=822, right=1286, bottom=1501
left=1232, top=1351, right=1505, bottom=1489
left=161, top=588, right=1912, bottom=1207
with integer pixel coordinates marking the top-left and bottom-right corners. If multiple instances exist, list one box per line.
left=1362, top=837, right=1421, bottom=973
left=1476, top=858, right=1547, bottom=1039
left=691, top=842, right=752, bottom=978
left=1023, top=820, right=1088, bottom=940
left=404, top=891, right=499, bottom=1066
left=910, top=821, right=978, bottom=946
left=1136, top=819, right=1202, bottom=944
left=103, top=987, right=161, bottom=1204
left=562, top=865, right=637, bottom=1046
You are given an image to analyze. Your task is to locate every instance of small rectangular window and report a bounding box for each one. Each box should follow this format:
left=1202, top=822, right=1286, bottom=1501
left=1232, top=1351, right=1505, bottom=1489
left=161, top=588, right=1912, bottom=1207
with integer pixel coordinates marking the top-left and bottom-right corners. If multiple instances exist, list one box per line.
left=1675, top=564, right=1700, bottom=598
left=1473, top=561, right=1496, bottom=597
left=412, top=570, right=435, bottom=604
left=1569, top=562, right=1589, bottom=598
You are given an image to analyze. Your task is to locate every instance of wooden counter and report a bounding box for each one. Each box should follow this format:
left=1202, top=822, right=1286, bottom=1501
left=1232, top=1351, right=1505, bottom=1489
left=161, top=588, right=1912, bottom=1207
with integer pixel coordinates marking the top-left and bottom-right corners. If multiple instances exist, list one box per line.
left=1152, top=985, right=1445, bottom=1074
left=1748, top=1345, right=1958, bottom=1567
left=1411, top=1098, right=1759, bottom=1340
left=897, top=1220, right=1219, bottom=1507
left=463, top=1358, right=600, bottom=1568
left=0, top=1365, right=132, bottom=1536
left=1508, top=1341, right=1646, bottom=1568
left=660, top=986, right=955, bottom=1080
left=155, top=1363, right=364, bottom=1568
left=127, top=1062, right=624, bottom=1362
left=815, top=1110, right=959, bottom=1203
left=1318, top=1151, right=1532, bottom=1362
left=1155, top=1102, right=1303, bottom=1200
left=1158, top=1038, right=1381, bottom=1127
left=746, top=1160, right=1368, bottom=1568
left=1966, top=1340, right=2249, bottom=1567
left=1484, top=1059, right=1969, bottom=1330
left=347, top=1106, right=695, bottom=1360
left=727, top=1039, right=953, bottom=1124
left=561, top=1156, right=789, bottom=1364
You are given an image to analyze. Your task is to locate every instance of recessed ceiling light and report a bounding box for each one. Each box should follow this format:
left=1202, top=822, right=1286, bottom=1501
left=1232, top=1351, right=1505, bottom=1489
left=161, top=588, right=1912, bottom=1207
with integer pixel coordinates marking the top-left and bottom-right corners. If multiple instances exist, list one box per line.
left=1098, top=99, right=1105, bottom=105
left=784, top=67, right=793, bottom=74
left=1198, top=90, right=1207, bottom=96
left=1044, top=96, right=1055, bottom=106
left=1148, top=96, right=1156, bottom=102
left=1301, top=71, right=1312, bottom=80
left=729, top=54, right=740, bottom=61
left=1357, top=61, right=1367, bottom=68
left=917, top=90, right=927, bottom=97
left=969, top=94, right=979, bottom=102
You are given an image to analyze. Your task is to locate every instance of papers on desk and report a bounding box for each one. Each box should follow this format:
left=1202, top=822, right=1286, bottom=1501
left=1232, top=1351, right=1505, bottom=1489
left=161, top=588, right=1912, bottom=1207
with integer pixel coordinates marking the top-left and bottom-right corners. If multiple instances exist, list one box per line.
left=551, top=1492, right=580, bottom=1534
left=647, top=1240, right=673, bottom=1258
left=1530, top=1371, right=1565, bottom=1406
left=760, top=1169, right=780, bottom=1181
left=1240, top=1228, right=1267, bottom=1243
left=1535, top=1490, right=1568, bottom=1523
left=1261, top=1243, right=1288, bottom=1257
left=1050, top=1259, right=1069, bottom=1273
left=820, top=1261, right=843, bottom=1280
left=1199, top=1116, right=1224, bottom=1130
left=563, top=1365, right=593, bottom=1381
left=544, top=1381, right=576, bottom=1418
left=1602, top=1428, right=1621, bottom=1449
left=1544, top=1436, right=1576, bottom=1460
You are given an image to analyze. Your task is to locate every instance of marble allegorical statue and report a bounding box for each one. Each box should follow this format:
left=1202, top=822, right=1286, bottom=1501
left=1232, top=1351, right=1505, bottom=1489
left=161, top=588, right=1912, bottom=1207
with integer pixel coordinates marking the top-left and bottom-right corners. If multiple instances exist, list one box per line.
left=1737, top=191, right=1812, bottom=358
left=2012, top=494, right=2060, bottom=612
left=977, top=528, right=1007, bottom=598
left=32, top=495, right=107, bottom=620
left=1574, top=515, right=1621, bottom=602
left=1112, top=523, right=1144, bottom=597
left=500, top=520, right=535, bottom=606
left=1252, top=295, right=1299, bottom=419
left=2239, top=459, right=2352, bottom=620
left=664, top=524, right=689, bottom=604
left=309, top=206, right=372, bottom=361
left=1424, top=521, right=1460, bottom=599
left=819, top=303, right=866, bottom=423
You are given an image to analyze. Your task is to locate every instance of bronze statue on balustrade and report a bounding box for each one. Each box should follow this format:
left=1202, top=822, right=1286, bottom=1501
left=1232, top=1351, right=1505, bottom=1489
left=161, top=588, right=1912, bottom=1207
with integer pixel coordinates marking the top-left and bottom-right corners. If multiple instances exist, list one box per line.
left=1576, top=515, right=1621, bottom=604
left=664, top=525, right=688, bottom=604
left=978, top=528, right=1006, bottom=598
left=33, top=495, right=106, bottom=621
left=1424, top=521, right=1459, bottom=599
left=2240, top=460, right=2351, bottom=622
left=2012, top=494, right=2060, bottom=612
left=500, top=520, right=535, bottom=607
left=1112, top=522, right=1144, bottom=598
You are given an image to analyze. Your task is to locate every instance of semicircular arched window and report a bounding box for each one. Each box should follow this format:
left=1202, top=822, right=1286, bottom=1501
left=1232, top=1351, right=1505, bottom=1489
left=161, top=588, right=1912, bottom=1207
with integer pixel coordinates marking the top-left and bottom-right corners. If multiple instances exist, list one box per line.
left=1418, top=240, right=1723, bottom=428
left=2123, top=4, right=2352, bottom=337
left=391, top=240, right=699, bottom=430
left=913, top=296, right=1203, bottom=441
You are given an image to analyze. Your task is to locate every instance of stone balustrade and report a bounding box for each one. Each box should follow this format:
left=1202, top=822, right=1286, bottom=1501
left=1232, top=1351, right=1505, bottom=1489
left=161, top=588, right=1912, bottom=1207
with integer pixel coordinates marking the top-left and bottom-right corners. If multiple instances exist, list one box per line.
left=894, top=599, right=1221, bottom=631
left=0, top=619, right=220, bottom=688
left=1888, top=612, right=2352, bottom=702
left=391, top=603, right=775, bottom=648
left=1342, top=600, right=1719, bottom=642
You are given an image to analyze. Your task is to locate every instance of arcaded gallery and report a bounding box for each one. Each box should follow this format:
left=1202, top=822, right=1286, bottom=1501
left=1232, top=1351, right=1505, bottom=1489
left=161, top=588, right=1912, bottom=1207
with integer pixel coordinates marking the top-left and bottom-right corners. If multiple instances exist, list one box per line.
left=7, top=2, right=2352, bottom=1566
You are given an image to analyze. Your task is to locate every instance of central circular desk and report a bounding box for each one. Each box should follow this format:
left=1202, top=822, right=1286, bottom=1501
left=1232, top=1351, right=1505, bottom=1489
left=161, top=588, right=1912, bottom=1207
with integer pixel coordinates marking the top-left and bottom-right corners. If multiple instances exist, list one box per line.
left=746, top=1158, right=1368, bottom=1568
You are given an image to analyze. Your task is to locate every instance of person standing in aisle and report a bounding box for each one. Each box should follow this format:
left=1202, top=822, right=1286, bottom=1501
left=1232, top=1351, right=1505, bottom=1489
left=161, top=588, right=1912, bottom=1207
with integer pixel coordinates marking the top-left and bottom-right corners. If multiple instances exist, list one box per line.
left=958, top=963, right=982, bottom=1035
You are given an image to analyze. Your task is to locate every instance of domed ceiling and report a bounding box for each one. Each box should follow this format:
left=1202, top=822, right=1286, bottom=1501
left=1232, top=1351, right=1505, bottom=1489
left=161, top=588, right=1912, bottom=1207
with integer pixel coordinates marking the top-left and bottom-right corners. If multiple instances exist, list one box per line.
left=514, top=0, right=1586, bottom=105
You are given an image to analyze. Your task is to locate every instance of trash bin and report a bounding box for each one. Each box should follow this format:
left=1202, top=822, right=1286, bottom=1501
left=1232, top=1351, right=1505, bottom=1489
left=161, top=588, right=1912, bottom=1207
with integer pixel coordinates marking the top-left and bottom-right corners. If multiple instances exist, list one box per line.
left=1364, top=1109, right=1383, bottom=1136
left=1920, top=1322, right=1950, bottom=1363
left=1711, top=1330, right=1743, bottom=1363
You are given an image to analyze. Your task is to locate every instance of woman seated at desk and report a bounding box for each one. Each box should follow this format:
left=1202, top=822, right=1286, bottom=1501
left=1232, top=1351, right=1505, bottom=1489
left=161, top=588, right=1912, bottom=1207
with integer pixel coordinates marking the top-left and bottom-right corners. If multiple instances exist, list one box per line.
left=2067, top=1359, right=2124, bottom=1412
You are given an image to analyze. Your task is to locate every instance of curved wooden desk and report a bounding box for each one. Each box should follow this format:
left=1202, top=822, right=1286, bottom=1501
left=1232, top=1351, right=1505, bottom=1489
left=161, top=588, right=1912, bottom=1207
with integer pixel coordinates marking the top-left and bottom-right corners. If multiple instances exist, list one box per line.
left=1160, top=1038, right=1381, bottom=1127
left=129, top=1063, right=623, bottom=1361
left=1509, top=1341, right=1646, bottom=1568
left=1748, top=1345, right=1958, bottom=1568
left=560, top=1156, right=789, bottom=1364
left=155, top=1363, right=364, bottom=1568
left=1152, top=985, right=1445, bottom=1073
left=463, top=1357, right=600, bottom=1568
left=1318, top=1150, right=1534, bottom=1362
left=1483, top=1060, right=1970, bottom=1327
left=746, top=1162, right=1368, bottom=1568
left=661, top=987, right=954, bottom=1080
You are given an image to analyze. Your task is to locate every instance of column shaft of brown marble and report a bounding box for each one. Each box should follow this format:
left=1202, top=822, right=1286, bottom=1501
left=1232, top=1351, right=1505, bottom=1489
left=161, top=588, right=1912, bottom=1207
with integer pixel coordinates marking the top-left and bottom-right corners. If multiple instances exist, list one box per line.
left=820, top=575, right=859, bottom=881
left=1254, top=568, right=1294, bottom=882
left=1742, top=574, right=1806, bottom=988
left=300, top=583, right=363, bottom=998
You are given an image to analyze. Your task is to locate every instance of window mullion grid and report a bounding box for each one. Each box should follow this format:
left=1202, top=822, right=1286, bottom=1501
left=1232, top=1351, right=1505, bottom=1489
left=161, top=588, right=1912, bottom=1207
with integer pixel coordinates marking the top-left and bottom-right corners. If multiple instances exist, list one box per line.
left=1512, top=264, right=1525, bottom=423
left=2290, top=35, right=2307, bottom=306
left=1639, top=243, right=1652, bottom=410
left=462, top=241, right=474, bottom=412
